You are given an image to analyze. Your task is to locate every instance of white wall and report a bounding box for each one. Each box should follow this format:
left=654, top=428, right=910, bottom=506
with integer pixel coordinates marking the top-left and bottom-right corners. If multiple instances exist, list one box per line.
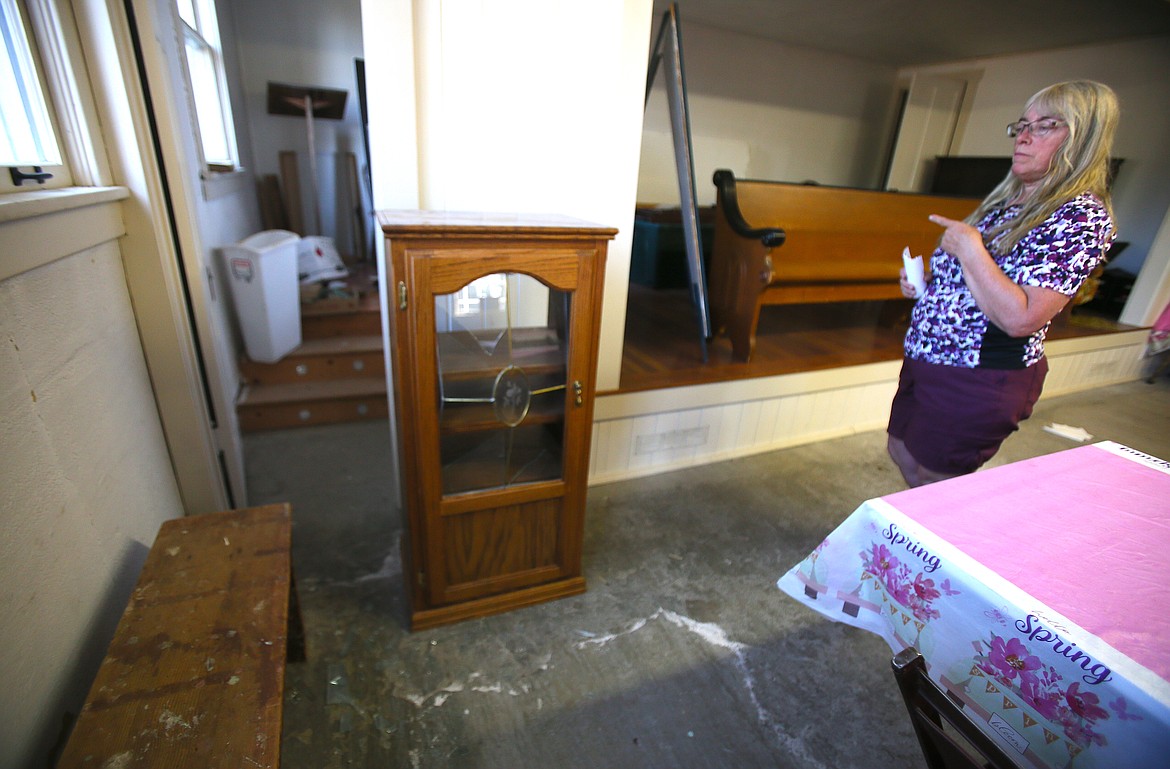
left=361, top=0, right=655, bottom=393
left=1128, top=207, right=1170, bottom=329
left=638, top=23, right=901, bottom=205
left=0, top=200, right=185, bottom=769
left=232, top=0, right=371, bottom=256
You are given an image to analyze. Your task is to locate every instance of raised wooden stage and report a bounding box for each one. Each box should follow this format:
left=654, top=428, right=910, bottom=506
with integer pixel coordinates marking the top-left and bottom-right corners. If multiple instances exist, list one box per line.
left=615, top=285, right=1141, bottom=395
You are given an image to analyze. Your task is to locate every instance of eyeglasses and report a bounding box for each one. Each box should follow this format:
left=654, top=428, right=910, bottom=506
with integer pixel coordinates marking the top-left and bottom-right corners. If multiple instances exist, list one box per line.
left=1006, top=118, right=1066, bottom=138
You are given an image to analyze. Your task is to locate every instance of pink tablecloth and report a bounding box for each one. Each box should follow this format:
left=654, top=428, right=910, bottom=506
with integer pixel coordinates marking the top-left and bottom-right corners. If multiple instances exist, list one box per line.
left=778, top=442, right=1170, bottom=769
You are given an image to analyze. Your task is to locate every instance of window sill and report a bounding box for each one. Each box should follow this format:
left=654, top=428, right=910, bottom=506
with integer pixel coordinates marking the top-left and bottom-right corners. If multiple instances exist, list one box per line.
left=0, top=186, right=130, bottom=282
left=0, top=186, right=128, bottom=225
left=201, top=168, right=251, bottom=201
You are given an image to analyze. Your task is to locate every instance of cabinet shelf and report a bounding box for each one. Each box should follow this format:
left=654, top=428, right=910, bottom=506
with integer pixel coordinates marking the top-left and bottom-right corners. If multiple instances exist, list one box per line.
left=437, top=328, right=566, bottom=381
left=439, top=396, right=565, bottom=434
left=439, top=424, right=564, bottom=495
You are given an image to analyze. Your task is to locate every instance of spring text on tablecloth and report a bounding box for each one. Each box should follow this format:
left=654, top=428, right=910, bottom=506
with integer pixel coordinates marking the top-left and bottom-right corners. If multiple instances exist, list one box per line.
left=883, top=522, right=941, bottom=573
left=1017, top=613, right=1113, bottom=685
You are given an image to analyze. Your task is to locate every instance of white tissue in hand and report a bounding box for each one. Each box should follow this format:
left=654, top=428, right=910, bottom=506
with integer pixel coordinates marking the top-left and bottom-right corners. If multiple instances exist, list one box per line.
left=902, top=247, right=927, bottom=298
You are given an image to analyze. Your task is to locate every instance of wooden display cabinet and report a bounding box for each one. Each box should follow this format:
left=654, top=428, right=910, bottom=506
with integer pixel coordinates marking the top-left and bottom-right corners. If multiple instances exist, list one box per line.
left=380, top=211, right=615, bottom=630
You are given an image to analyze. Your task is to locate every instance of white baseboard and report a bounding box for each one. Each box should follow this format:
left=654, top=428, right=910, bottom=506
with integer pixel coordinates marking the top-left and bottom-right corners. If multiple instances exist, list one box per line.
left=589, top=330, right=1150, bottom=486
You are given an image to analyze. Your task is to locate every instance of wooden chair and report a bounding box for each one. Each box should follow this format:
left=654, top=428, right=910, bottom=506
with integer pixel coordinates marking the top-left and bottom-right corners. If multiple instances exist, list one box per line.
left=891, top=647, right=1019, bottom=769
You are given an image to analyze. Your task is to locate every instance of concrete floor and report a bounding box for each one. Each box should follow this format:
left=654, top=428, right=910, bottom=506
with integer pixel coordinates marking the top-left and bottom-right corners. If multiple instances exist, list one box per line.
left=244, top=375, right=1170, bottom=769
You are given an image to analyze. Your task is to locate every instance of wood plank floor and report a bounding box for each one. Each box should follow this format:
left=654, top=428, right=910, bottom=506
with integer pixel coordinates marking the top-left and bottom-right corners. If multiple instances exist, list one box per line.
left=612, top=285, right=1141, bottom=394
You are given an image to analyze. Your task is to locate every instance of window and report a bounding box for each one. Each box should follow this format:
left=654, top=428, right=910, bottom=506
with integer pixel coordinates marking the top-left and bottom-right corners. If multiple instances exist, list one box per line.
left=1, top=0, right=69, bottom=191
left=175, top=0, right=238, bottom=172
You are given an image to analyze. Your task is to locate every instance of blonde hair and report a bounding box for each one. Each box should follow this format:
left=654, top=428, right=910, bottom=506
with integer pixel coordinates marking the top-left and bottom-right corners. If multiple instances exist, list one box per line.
left=969, top=80, right=1119, bottom=254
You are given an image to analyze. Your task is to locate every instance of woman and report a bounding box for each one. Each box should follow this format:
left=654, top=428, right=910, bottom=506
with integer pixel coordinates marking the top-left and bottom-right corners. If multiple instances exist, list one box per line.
left=887, top=80, right=1119, bottom=487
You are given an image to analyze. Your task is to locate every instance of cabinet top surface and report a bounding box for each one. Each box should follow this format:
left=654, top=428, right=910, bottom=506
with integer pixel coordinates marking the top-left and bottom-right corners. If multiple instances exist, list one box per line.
left=378, top=210, right=617, bottom=238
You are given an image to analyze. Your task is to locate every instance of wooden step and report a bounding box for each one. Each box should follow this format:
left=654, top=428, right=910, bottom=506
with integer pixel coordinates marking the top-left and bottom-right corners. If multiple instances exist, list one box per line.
left=300, top=264, right=382, bottom=340
left=237, top=378, right=389, bottom=432
left=236, top=263, right=390, bottom=431
left=239, top=335, right=384, bottom=386
left=300, top=290, right=382, bottom=339
left=300, top=308, right=382, bottom=339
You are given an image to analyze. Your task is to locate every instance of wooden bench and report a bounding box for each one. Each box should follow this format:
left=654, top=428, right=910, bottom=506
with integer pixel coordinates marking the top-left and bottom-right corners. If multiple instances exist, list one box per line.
left=708, top=169, right=979, bottom=361
left=57, top=503, right=299, bottom=769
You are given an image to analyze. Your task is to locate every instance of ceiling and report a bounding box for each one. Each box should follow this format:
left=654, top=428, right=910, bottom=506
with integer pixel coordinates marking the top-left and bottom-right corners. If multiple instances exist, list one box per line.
left=653, top=0, right=1170, bottom=67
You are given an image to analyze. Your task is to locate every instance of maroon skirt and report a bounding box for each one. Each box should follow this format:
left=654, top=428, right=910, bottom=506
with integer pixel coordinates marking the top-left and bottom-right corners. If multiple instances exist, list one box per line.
left=887, top=356, right=1048, bottom=475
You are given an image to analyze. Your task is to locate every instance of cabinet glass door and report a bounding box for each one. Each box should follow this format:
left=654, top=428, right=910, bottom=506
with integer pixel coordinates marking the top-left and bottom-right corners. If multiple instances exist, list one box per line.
left=434, top=272, right=571, bottom=495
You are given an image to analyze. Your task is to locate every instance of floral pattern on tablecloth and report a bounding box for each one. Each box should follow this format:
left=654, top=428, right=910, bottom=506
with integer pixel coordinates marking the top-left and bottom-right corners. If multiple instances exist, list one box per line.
left=776, top=491, right=1170, bottom=769
left=861, top=542, right=955, bottom=623
left=933, top=621, right=1148, bottom=768
left=845, top=541, right=958, bottom=655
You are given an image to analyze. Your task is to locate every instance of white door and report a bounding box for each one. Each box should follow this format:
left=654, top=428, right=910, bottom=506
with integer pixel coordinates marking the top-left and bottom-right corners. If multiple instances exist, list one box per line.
left=128, top=0, right=257, bottom=507
left=885, top=75, right=969, bottom=193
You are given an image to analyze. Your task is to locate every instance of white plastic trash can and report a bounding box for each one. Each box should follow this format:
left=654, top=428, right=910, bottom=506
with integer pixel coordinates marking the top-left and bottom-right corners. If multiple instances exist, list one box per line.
left=222, top=230, right=302, bottom=363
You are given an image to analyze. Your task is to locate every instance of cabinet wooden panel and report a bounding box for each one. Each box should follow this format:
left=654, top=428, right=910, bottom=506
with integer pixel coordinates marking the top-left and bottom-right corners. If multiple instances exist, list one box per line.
left=380, top=211, right=615, bottom=630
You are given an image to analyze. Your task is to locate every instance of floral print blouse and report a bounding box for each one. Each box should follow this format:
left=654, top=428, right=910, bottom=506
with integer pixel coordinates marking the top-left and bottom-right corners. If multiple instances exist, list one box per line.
left=904, top=193, right=1115, bottom=369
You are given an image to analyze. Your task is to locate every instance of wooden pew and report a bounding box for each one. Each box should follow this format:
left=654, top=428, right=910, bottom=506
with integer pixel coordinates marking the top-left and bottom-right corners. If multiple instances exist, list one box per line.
left=708, top=169, right=979, bottom=361
left=57, top=503, right=298, bottom=769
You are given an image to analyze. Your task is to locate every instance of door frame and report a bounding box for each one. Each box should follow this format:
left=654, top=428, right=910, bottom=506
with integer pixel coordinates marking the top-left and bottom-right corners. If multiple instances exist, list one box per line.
left=71, top=0, right=239, bottom=511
